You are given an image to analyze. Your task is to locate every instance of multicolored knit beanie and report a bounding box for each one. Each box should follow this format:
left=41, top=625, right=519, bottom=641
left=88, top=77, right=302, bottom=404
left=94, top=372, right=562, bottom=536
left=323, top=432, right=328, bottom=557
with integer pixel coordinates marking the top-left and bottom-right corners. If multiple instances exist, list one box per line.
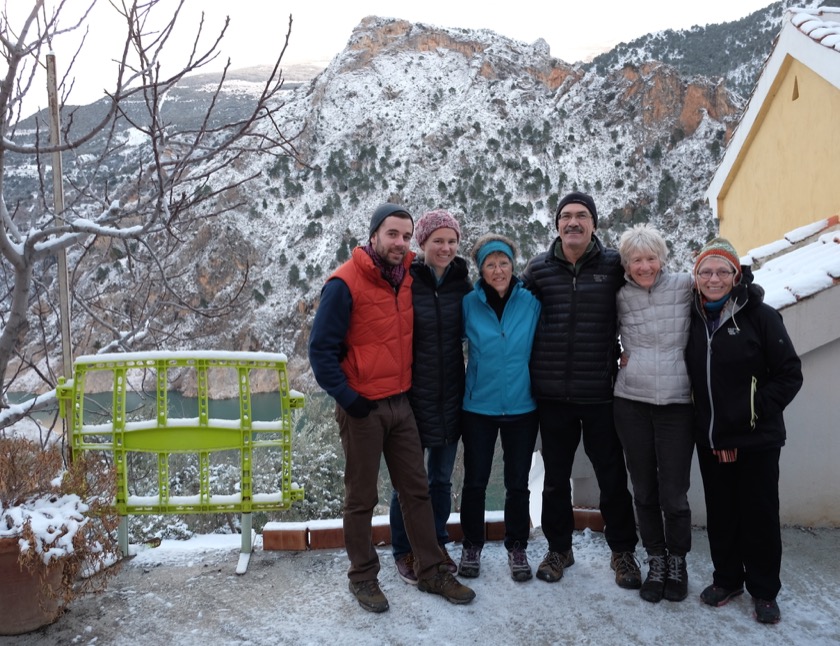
left=694, top=237, right=742, bottom=283
left=414, top=210, right=461, bottom=247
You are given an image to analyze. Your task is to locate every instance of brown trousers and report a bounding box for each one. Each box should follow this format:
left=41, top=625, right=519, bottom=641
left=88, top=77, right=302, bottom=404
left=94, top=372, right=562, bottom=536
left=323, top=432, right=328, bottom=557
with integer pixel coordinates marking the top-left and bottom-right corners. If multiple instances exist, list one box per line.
left=337, top=394, right=443, bottom=582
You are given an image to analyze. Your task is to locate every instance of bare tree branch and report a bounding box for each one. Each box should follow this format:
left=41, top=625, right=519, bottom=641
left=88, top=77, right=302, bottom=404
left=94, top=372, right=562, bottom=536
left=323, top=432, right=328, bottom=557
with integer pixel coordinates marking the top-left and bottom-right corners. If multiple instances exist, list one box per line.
left=0, top=2, right=301, bottom=426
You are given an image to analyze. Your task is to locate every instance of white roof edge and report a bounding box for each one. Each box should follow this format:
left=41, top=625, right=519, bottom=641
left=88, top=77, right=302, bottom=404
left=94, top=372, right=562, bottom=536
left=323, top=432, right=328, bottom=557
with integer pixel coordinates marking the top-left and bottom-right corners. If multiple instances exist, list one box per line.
left=705, top=9, right=840, bottom=215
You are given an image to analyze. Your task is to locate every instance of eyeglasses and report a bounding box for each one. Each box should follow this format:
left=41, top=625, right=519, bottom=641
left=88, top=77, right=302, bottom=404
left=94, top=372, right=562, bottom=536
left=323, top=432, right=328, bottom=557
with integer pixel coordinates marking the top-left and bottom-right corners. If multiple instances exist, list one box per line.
left=558, top=213, right=591, bottom=222
left=483, top=260, right=512, bottom=272
left=697, top=269, right=736, bottom=280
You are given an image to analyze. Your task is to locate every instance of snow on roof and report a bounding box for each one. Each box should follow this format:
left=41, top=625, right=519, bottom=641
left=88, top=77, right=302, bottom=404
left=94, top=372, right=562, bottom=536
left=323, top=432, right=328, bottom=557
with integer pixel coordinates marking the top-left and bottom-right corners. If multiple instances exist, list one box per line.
left=792, top=7, right=840, bottom=51
left=706, top=7, right=840, bottom=215
left=747, top=215, right=840, bottom=309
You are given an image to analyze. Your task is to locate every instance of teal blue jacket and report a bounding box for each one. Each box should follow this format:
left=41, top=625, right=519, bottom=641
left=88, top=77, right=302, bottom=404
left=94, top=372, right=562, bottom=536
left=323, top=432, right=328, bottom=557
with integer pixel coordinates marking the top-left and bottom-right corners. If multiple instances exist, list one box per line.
left=462, top=278, right=541, bottom=416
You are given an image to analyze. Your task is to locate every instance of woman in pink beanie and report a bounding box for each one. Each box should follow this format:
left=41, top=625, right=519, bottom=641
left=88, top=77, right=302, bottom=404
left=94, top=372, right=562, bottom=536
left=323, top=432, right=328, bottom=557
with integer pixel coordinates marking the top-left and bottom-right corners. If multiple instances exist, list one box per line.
left=390, top=209, right=470, bottom=583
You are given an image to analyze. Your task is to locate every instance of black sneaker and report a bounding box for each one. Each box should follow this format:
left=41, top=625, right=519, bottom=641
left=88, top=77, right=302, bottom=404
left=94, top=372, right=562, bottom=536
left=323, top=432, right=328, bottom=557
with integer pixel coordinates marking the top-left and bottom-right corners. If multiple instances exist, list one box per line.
left=458, top=545, right=481, bottom=578
left=611, top=551, right=642, bottom=589
left=395, top=552, right=418, bottom=585
left=508, top=546, right=533, bottom=582
left=663, top=554, right=688, bottom=602
left=754, top=598, right=781, bottom=624
left=536, top=549, right=575, bottom=583
left=348, top=579, right=389, bottom=613
left=639, top=553, right=666, bottom=603
left=417, top=564, right=476, bottom=604
left=700, top=584, right=744, bottom=607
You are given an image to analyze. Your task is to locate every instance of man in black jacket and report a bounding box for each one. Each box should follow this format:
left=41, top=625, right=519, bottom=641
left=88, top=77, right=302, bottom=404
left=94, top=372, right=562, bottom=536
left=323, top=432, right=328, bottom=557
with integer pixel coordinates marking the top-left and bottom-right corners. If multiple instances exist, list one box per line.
left=522, top=192, right=641, bottom=589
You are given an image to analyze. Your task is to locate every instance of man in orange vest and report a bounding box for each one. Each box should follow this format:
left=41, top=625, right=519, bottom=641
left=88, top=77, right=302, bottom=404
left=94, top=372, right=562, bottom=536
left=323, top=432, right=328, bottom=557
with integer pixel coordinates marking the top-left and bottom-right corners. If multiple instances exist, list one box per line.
left=309, top=203, right=475, bottom=613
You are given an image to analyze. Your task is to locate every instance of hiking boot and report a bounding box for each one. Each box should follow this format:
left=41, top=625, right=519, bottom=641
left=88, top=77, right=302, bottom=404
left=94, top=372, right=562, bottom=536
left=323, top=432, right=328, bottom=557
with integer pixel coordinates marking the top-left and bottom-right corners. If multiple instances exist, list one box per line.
left=700, top=584, right=744, bottom=607
left=440, top=545, right=458, bottom=574
left=395, top=552, right=418, bottom=585
left=536, top=549, right=575, bottom=583
left=348, top=579, right=389, bottom=613
left=507, top=545, right=533, bottom=582
left=458, top=545, right=481, bottom=578
left=663, top=554, right=688, bottom=602
left=611, top=551, right=642, bottom=590
left=754, top=598, right=781, bottom=624
left=417, top=564, right=476, bottom=604
left=639, top=553, right=666, bottom=603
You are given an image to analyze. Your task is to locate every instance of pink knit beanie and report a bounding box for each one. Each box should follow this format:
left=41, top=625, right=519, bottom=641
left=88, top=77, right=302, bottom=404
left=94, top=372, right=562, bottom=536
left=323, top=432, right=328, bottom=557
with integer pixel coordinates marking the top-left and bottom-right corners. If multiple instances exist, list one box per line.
left=414, top=210, right=461, bottom=247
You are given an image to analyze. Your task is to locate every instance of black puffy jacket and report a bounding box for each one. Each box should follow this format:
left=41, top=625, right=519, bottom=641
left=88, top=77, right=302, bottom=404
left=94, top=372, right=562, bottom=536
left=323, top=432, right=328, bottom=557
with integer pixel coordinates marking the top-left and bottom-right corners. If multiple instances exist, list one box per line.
left=408, top=257, right=472, bottom=447
left=522, top=236, right=624, bottom=403
left=686, top=267, right=803, bottom=451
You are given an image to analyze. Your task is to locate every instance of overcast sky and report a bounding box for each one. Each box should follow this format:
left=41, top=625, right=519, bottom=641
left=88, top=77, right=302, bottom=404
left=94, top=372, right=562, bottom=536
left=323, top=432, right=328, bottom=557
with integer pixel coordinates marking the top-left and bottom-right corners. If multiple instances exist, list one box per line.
left=16, top=0, right=780, bottom=113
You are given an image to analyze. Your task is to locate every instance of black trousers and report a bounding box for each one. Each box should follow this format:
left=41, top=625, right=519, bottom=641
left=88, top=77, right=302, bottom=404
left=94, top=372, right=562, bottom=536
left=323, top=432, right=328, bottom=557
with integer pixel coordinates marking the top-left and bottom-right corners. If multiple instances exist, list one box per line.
left=614, top=397, right=694, bottom=556
left=697, top=444, right=782, bottom=600
left=538, top=400, right=638, bottom=554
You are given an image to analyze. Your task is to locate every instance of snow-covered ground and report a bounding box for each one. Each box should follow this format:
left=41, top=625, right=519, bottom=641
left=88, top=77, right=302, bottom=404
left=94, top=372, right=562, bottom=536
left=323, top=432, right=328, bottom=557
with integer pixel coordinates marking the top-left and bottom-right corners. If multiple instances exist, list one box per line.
left=6, top=525, right=839, bottom=645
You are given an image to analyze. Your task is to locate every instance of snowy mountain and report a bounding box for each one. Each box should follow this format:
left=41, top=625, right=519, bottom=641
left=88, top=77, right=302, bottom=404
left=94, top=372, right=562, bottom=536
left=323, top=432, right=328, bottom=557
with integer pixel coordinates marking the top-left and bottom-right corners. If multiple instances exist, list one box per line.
left=9, top=10, right=789, bottom=391
left=587, top=0, right=823, bottom=96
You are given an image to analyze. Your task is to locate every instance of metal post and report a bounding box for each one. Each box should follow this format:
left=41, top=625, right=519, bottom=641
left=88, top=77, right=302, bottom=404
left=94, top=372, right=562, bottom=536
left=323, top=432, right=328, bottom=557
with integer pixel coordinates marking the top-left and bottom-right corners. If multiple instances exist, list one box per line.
left=46, top=54, right=74, bottom=453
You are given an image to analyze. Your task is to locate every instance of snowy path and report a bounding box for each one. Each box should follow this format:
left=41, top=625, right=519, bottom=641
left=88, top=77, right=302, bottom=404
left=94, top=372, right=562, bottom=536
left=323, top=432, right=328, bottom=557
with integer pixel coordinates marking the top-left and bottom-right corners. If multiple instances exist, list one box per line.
left=6, top=526, right=840, bottom=645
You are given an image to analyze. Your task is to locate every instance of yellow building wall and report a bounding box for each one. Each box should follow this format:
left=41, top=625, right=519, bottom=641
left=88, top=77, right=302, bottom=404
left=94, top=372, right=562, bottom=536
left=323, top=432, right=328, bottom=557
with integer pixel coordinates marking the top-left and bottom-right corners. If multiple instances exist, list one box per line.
left=718, top=57, right=840, bottom=254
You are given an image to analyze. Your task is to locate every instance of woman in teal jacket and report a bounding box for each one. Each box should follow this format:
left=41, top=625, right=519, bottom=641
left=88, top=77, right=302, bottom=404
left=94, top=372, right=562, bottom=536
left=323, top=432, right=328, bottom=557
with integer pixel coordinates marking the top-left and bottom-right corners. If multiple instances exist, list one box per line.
left=458, top=234, right=541, bottom=583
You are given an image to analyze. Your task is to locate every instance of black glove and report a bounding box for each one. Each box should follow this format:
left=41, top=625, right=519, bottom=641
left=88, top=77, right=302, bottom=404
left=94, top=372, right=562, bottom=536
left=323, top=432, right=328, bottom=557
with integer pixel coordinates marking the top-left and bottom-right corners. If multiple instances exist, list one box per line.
left=344, top=396, right=378, bottom=418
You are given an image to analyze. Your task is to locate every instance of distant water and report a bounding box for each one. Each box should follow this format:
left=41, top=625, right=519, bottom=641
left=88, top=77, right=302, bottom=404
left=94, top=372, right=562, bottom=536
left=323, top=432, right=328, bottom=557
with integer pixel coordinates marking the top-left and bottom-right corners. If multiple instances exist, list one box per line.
left=10, top=390, right=507, bottom=511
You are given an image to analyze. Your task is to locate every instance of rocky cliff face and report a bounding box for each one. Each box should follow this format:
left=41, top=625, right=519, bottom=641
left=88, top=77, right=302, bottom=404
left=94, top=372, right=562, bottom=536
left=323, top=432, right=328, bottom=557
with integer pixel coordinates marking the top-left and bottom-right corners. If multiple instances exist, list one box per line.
left=619, top=63, right=739, bottom=137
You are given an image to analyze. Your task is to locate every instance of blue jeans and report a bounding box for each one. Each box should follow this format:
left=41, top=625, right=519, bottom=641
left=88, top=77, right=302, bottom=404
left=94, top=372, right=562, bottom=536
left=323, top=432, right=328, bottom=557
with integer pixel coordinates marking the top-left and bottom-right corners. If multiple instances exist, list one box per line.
left=390, top=441, right=459, bottom=559
left=460, top=410, right=539, bottom=551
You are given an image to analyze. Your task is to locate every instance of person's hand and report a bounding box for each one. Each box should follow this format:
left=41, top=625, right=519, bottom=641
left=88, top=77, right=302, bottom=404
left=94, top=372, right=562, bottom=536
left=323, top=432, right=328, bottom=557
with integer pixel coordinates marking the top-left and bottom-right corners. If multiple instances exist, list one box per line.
left=619, top=352, right=629, bottom=368
left=344, top=396, right=378, bottom=418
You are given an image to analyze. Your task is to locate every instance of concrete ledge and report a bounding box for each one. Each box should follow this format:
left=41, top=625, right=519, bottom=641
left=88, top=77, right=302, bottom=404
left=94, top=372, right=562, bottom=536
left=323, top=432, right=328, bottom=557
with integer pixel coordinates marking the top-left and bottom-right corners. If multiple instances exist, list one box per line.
left=262, top=509, right=605, bottom=551
left=574, top=507, right=605, bottom=532
left=485, top=520, right=506, bottom=541
left=262, top=526, right=308, bottom=551
left=371, top=519, right=391, bottom=546
left=308, top=527, right=344, bottom=550
left=446, top=521, right=463, bottom=543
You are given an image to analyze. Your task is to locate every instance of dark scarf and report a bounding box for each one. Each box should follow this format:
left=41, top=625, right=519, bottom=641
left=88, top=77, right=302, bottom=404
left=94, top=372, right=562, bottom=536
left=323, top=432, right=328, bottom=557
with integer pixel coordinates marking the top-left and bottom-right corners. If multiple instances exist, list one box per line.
left=363, top=243, right=406, bottom=290
left=481, top=280, right=512, bottom=321
left=702, top=293, right=731, bottom=333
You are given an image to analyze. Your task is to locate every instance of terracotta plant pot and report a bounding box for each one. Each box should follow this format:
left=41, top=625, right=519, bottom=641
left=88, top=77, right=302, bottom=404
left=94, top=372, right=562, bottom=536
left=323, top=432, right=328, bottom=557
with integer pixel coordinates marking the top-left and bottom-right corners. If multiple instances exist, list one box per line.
left=0, top=537, right=65, bottom=635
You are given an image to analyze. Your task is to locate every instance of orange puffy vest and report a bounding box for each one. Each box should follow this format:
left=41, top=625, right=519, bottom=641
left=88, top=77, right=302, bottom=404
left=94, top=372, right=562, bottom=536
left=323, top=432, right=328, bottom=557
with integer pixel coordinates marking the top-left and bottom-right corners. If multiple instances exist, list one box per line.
left=330, top=247, right=414, bottom=400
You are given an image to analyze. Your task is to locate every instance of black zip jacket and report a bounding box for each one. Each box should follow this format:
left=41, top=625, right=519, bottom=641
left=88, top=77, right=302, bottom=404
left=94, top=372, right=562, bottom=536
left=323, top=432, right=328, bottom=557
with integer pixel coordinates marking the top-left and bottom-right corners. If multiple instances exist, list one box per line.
left=408, top=256, right=471, bottom=447
left=522, top=235, right=624, bottom=403
left=685, top=266, right=803, bottom=451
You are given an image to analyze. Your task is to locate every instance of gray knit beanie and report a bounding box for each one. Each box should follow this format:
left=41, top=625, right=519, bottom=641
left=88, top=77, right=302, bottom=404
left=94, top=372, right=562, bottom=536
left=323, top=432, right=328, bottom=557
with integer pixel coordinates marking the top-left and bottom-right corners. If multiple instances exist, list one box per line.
left=369, top=203, right=413, bottom=237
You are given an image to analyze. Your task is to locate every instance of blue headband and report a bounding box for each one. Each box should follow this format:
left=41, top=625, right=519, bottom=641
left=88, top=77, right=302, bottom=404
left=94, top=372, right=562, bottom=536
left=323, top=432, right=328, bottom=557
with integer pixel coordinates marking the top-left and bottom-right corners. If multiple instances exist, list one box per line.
left=477, top=240, right=514, bottom=269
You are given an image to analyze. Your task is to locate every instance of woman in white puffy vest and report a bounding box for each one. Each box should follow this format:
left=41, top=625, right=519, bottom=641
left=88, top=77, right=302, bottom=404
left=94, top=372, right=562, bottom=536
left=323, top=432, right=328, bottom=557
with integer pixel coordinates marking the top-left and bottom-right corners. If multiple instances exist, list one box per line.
left=613, top=224, right=693, bottom=605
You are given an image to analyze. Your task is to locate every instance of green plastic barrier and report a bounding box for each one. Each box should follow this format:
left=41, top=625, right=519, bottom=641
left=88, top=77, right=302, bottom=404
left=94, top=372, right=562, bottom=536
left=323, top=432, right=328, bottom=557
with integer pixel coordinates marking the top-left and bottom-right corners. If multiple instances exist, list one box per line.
left=57, top=351, right=304, bottom=573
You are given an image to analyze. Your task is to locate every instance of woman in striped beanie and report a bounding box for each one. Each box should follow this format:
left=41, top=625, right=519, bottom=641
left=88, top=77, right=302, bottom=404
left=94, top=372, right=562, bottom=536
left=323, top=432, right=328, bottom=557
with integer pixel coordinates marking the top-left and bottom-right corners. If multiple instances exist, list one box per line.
left=685, top=237, right=803, bottom=625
